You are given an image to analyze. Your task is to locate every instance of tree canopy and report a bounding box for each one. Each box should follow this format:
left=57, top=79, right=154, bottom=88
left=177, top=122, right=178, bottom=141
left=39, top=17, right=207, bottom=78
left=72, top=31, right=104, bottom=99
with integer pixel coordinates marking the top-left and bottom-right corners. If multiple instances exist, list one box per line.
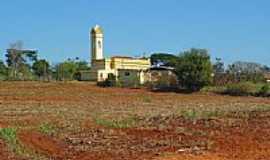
left=5, top=41, right=37, bottom=80
left=32, top=59, right=51, bottom=81
left=175, top=48, right=213, bottom=91
left=150, top=53, right=178, bottom=67
left=228, top=61, right=264, bottom=74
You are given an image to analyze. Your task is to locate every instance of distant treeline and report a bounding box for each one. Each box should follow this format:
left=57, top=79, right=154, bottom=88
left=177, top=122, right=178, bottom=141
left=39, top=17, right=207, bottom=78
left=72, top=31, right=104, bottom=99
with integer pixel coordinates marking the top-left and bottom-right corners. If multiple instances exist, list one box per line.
left=1, top=41, right=270, bottom=95
left=151, top=50, right=270, bottom=96
left=0, top=41, right=90, bottom=81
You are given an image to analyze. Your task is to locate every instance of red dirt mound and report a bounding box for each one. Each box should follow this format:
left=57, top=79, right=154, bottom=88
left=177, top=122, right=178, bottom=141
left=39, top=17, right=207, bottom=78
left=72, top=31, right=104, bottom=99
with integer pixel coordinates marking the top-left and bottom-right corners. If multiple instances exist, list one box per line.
left=0, top=122, right=9, bottom=129
left=18, top=131, right=68, bottom=159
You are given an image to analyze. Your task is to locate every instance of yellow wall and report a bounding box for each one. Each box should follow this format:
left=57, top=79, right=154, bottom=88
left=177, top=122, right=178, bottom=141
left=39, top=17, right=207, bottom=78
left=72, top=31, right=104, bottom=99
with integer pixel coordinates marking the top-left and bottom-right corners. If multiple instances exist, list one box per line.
left=90, top=57, right=151, bottom=83
left=110, top=57, right=150, bottom=70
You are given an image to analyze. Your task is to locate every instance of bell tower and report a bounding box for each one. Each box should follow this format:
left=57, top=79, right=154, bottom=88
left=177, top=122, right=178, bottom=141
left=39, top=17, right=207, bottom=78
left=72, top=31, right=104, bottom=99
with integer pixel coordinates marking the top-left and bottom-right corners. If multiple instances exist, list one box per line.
left=91, top=25, right=104, bottom=62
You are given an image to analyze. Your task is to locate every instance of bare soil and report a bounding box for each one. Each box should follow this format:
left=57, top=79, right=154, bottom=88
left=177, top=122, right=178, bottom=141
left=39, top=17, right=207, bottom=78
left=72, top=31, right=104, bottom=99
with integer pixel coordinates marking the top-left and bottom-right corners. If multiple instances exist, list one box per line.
left=0, top=82, right=270, bottom=160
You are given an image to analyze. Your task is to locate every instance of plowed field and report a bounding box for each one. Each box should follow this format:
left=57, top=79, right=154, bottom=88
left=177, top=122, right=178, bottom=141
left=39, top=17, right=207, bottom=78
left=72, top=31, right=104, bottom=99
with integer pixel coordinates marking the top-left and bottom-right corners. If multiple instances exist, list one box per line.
left=0, top=82, right=269, bottom=160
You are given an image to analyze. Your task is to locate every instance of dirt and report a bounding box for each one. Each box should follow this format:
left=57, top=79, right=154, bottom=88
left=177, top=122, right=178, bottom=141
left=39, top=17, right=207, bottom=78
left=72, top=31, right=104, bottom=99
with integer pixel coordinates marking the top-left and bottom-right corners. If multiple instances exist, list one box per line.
left=0, top=122, right=8, bottom=129
left=18, top=131, right=68, bottom=159
left=0, top=82, right=270, bottom=160
left=18, top=117, right=270, bottom=160
left=0, top=139, right=21, bottom=160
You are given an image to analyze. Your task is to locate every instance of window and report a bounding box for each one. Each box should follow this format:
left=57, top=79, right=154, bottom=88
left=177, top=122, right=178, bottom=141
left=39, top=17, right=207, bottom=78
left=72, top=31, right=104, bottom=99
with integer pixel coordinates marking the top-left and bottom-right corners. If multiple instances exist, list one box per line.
left=125, top=72, right=130, bottom=76
left=98, top=41, right=102, bottom=49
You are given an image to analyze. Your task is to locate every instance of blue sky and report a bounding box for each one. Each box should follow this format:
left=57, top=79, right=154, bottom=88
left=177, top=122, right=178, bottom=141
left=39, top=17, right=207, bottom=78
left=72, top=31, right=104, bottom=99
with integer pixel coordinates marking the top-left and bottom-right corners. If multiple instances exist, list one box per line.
left=0, top=0, right=269, bottom=65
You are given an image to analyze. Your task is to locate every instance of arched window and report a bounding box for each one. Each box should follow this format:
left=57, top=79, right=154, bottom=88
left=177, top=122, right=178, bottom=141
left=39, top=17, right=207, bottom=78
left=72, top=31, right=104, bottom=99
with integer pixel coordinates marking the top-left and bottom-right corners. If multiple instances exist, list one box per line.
left=98, top=41, right=102, bottom=49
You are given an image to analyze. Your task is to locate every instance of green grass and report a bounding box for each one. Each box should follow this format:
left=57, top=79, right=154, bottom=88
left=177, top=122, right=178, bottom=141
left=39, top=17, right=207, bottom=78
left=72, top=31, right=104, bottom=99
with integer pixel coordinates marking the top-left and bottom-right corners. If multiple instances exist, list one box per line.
left=0, top=128, right=48, bottom=160
left=201, top=82, right=270, bottom=97
left=39, top=123, right=56, bottom=135
left=200, top=86, right=226, bottom=93
left=0, top=128, right=26, bottom=156
left=0, top=128, right=17, bottom=145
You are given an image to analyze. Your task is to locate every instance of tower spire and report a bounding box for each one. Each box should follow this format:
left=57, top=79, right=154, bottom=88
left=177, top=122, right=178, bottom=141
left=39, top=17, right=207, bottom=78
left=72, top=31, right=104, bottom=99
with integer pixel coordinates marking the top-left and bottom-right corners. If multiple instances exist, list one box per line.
left=90, top=25, right=104, bottom=62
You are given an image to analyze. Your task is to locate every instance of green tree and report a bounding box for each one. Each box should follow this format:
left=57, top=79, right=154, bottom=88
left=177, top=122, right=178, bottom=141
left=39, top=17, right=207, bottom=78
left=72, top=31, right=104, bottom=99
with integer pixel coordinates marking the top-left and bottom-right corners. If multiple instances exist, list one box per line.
left=32, top=59, right=50, bottom=81
left=227, top=61, right=263, bottom=74
left=18, top=64, right=34, bottom=80
left=227, top=61, right=265, bottom=83
left=213, top=58, right=225, bottom=74
left=56, top=61, right=78, bottom=81
left=175, top=48, right=213, bottom=91
left=5, top=41, right=37, bottom=80
left=73, top=60, right=90, bottom=81
left=0, top=60, right=7, bottom=80
left=262, top=65, right=270, bottom=73
left=75, top=60, right=90, bottom=71
left=150, top=53, right=178, bottom=67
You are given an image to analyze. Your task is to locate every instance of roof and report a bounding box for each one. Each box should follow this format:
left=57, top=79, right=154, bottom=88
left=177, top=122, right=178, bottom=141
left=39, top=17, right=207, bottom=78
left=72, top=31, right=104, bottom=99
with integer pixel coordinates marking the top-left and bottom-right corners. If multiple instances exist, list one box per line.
left=91, top=25, right=103, bottom=34
left=111, top=56, right=133, bottom=59
left=111, top=56, right=149, bottom=60
left=148, top=66, right=175, bottom=71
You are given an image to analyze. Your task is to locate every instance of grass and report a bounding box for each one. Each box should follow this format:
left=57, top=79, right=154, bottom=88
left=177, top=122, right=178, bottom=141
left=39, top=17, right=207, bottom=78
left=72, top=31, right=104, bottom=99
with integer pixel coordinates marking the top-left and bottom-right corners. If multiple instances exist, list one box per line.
left=39, top=123, right=56, bottom=135
left=181, top=109, right=220, bottom=121
left=94, top=117, right=138, bottom=129
left=0, top=128, right=48, bottom=160
left=179, top=105, right=270, bottom=122
left=0, top=127, right=26, bottom=156
left=0, top=128, right=17, bottom=145
left=202, top=82, right=270, bottom=97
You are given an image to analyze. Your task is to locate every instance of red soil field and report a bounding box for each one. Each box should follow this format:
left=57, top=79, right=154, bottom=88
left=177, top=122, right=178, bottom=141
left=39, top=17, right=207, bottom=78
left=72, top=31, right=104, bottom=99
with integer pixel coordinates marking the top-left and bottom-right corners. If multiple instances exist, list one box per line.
left=0, top=82, right=269, bottom=160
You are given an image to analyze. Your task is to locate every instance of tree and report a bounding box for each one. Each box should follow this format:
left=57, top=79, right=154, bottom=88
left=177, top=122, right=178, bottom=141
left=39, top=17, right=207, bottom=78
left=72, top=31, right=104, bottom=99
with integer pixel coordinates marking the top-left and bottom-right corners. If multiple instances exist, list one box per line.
left=175, top=48, right=213, bottom=91
left=226, top=61, right=265, bottom=83
left=5, top=41, right=37, bottom=80
left=0, top=60, right=7, bottom=80
left=75, top=60, right=90, bottom=71
left=32, top=59, right=50, bottom=81
left=262, top=65, right=270, bottom=73
left=73, top=60, right=91, bottom=81
left=55, top=61, right=78, bottom=81
left=227, top=61, right=263, bottom=74
left=150, top=53, right=178, bottom=67
left=213, top=58, right=225, bottom=74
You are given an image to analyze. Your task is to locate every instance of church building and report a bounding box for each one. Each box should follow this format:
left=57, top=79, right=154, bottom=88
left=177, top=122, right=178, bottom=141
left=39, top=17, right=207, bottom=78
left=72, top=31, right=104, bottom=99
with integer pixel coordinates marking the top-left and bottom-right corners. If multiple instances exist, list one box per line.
left=80, top=25, right=151, bottom=85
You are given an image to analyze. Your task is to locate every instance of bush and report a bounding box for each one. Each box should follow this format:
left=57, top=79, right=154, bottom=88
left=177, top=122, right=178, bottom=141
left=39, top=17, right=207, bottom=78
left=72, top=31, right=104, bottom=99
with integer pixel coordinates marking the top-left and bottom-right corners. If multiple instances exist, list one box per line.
left=223, top=82, right=259, bottom=96
left=258, top=84, right=270, bottom=97
left=175, top=48, right=213, bottom=91
left=200, top=86, right=226, bottom=94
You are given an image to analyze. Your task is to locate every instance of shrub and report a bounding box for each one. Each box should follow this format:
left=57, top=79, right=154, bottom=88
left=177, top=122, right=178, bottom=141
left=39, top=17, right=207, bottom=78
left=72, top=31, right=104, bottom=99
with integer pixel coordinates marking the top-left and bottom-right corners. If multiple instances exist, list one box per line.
left=175, top=48, right=213, bottom=91
left=258, top=84, right=270, bottom=97
left=200, top=86, right=226, bottom=94
left=223, top=82, right=258, bottom=96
